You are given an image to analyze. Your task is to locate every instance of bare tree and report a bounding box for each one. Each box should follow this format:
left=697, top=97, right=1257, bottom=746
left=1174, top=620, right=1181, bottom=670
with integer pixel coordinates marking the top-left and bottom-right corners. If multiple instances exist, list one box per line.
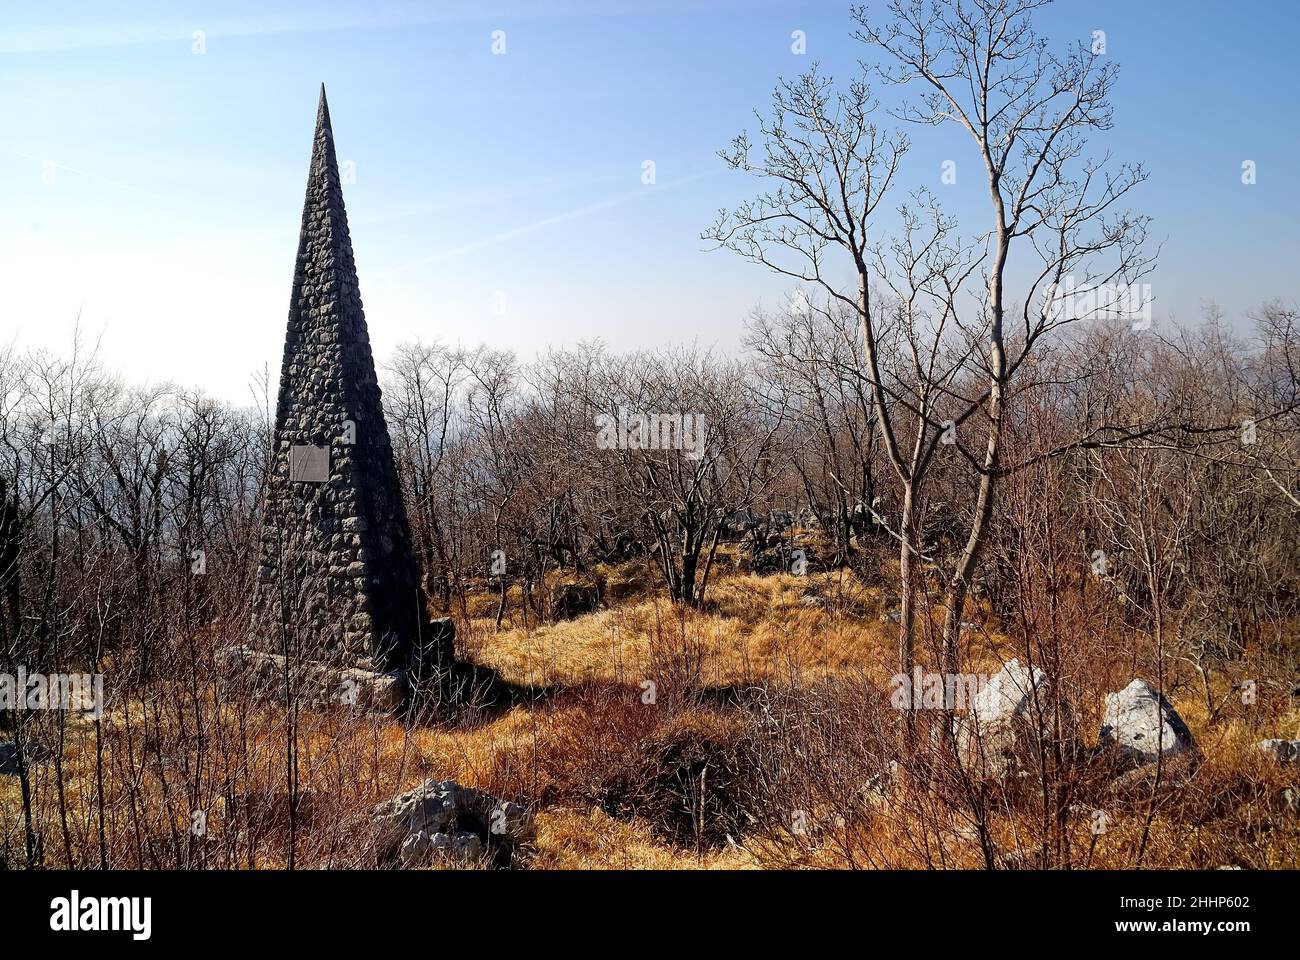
left=854, top=0, right=1155, bottom=671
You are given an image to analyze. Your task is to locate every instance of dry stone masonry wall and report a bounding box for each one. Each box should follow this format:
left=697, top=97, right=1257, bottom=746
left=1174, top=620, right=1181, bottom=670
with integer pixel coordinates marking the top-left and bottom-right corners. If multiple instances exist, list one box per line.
left=250, top=86, right=428, bottom=675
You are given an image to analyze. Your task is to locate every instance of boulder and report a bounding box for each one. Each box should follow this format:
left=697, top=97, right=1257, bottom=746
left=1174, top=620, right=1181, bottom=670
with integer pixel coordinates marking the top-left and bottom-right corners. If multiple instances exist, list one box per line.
left=1282, top=788, right=1300, bottom=815
left=1255, top=739, right=1300, bottom=763
left=740, top=530, right=827, bottom=576
left=955, top=659, right=1077, bottom=777
left=739, top=531, right=785, bottom=574
left=400, top=829, right=483, bottom=867
left=1, top=739, right=54, bottom=776
left=371, top=778, right=534, bottom=869
left=717, top=512, right=757, bottom=542
left=1099, top=679, right=1195, bottom=765
left=551, top=581, right=600, bottom=620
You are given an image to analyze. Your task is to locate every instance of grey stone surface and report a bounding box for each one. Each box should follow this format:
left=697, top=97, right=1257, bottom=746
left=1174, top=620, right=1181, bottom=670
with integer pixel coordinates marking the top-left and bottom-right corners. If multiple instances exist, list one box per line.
left=219, top=644, right=403, bottom=714
left=401, top=829, right=483, bottom=866
left=250, top=87, right=446, bottom=677
left=954, top=659, right=1077, bottom=777
left=371, top=778, right=535, bottom=869
left=1099, top=679, right=1195, bottom=764
left=1255, top=739, right=1300, bottom=762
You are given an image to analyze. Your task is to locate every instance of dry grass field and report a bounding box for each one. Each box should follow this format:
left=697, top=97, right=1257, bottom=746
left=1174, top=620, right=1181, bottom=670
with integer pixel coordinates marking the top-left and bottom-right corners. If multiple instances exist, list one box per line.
left=6, top=545, right=1296, bottom=871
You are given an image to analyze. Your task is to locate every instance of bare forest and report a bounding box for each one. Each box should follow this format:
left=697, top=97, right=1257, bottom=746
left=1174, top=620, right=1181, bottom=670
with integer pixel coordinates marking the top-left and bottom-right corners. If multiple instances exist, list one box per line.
left=2, top=0, right=1298, bottom=873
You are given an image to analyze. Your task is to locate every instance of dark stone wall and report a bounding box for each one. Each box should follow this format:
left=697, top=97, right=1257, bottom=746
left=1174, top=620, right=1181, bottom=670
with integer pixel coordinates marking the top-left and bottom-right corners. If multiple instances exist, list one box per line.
left=251, top=87, right=426, bottom=672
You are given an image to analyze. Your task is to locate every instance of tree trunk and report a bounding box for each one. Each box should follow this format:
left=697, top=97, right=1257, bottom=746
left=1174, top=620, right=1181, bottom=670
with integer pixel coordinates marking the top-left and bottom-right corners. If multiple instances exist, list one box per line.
left=898, top=482, right=918, bottom=674
left=942, top=224, right=1008, bottom=674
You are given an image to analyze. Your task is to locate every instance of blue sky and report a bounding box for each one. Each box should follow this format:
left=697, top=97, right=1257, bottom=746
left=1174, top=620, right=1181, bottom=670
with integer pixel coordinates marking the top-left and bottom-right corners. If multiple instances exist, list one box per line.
left=2, top=0, right=1297, bottom=402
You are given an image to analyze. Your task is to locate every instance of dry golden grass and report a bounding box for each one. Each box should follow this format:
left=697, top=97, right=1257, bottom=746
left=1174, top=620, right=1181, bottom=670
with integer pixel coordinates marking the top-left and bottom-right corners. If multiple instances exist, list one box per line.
left=466, top=570, right=908, bottom=689
left=4, top=561, right=1298, bottom=870
left=531, top=807, right=757, bottom=869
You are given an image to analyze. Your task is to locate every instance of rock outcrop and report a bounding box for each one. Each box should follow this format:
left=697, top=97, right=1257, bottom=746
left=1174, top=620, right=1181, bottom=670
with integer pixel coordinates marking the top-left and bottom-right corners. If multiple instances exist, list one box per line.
left=955, top=659, right=1078, bottom=777
left=738, top=529, right=827, bottom=575
left=370, top=779, right=534, bottom=869
left=1255, top=739, right=1300, bottom=763
left=1099, top=679, right=1195, bottom=765
left=551, top=581, right=600, bottom=620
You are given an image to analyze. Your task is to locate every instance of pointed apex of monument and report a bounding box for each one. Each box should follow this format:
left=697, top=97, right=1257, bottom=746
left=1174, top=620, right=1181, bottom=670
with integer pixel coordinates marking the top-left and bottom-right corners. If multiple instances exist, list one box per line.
left=305, top=84, right=341, bottom=210
left=315, top=83, right=332, bottom=137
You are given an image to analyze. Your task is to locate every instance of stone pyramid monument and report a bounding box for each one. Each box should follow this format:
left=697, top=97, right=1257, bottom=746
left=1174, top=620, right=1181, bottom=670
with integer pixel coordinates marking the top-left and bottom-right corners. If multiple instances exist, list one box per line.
left=249, top=86, right=445, bottom=692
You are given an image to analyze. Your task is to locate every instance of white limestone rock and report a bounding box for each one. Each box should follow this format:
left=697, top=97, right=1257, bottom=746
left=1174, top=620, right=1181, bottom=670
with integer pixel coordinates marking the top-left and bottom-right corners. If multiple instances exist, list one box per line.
left=1099, top=679, right=1195, bottom=764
